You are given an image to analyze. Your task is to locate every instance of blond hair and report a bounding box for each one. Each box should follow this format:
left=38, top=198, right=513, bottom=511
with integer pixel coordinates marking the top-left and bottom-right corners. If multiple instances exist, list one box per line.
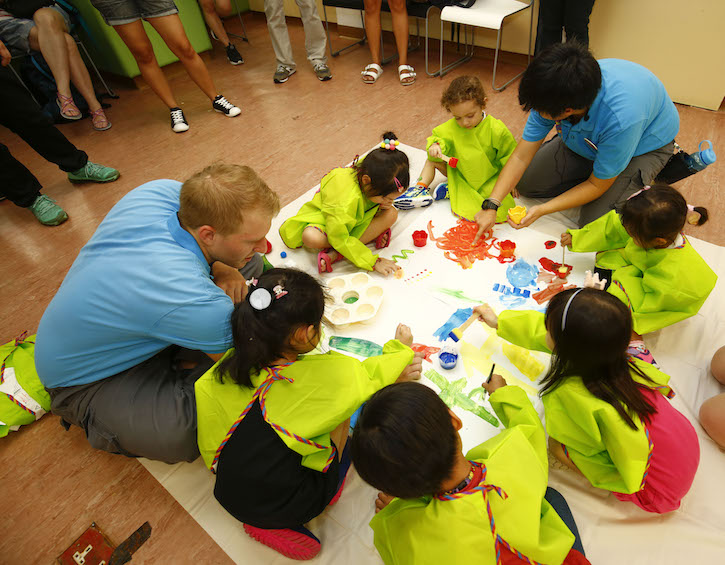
left=179, top=164, right=280, bottom=234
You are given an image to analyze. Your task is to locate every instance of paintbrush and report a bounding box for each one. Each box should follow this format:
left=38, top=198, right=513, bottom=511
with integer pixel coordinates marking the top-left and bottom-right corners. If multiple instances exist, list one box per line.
left=448, top=313, right=479, bottom=342
left=486, top=363, right=496, bottom=384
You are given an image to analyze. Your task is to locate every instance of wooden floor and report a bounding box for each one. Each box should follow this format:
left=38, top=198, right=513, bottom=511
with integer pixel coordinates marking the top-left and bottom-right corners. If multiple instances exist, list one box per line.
left=0, top=13, right=723, bottom=564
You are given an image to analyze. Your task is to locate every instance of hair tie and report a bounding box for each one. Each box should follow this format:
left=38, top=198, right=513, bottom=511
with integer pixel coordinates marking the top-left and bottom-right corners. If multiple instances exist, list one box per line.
left=561, top=288, right=585, bottom=331
left=380, top=138, right=400, bottom=150
left=394, top=177, right=405, bottom=193
left=273, top=284, right=288, bottom=299
left=627, top=185, right=651, bottom=201
left=245, top=278, right=258, bottom=287
left=687, top=204, right=695, bottom=213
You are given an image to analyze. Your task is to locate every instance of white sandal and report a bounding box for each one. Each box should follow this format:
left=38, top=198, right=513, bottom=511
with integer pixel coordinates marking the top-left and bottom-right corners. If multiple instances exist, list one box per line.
left=398, top=64, right=416, bottom=86
left=361, top=63, right=383, bottom=84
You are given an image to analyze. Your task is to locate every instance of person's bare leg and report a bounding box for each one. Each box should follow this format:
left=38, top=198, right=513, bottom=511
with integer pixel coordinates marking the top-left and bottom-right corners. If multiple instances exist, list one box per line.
left=360, top=206, right=398, bottom=244
left=198, top=0, right=231, bottom=46
left=363, top=0, right=382, bottom=64
left=214, top=0, right=233, bottom=17
left=113, top=20, right=179, bottom=108
left=388, top=0, right=408, bottom=65
left=147, top=14, right=217, bottom=101
left=418, top=161, right=446, bottom=187
left=329, top=417, right=350, bottom=460
left=29, top=9, right=71, bottom=97
left=302, top=227, right=330, bottom=250
left=63, top=35, right=102, bottom=112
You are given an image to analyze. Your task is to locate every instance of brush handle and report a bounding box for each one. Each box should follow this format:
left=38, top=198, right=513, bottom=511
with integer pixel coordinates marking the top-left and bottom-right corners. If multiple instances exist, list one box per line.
left=458, top=313, right=479, bottom=334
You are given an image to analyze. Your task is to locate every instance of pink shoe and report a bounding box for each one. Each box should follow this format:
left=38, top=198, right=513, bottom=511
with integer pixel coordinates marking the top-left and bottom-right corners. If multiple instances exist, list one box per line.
left=57, top=92, right=81, bottom=120
left=90, top=108, right=112, bottom=131
left=375, top=228, right=391, bottom=249
left=243, top=524, right=321, bottom=560
left=317, top=248, right=342, bottom=274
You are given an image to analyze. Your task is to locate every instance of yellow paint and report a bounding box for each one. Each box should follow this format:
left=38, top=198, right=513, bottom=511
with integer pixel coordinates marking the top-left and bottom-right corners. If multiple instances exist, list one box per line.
left=460, top=338, right=498, bottom=380
left=495, top=366, right=539, bottom=396
left=507, top=205, right=527, bottom=224
left=502, top=343, right=545, bottom=381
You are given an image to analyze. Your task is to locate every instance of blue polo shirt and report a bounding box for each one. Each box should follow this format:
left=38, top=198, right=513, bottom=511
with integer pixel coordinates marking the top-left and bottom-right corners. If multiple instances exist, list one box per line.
left=35, top=180, right=234, bottom=389
left=522, top=59, right=679, bottom=180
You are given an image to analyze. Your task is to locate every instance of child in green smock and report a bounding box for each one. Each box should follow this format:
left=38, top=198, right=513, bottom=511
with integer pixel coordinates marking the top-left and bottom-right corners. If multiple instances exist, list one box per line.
left=394, top=76, right=517, bottom=222
left=561, top=185, right=716, bottom=344
left=474, top=288, right=700, bottom=514
left=280, top=131, right=409, bottom=276
left=195, top=268, right=418, bottom=560
left=350, top=381, right=590, bottom=565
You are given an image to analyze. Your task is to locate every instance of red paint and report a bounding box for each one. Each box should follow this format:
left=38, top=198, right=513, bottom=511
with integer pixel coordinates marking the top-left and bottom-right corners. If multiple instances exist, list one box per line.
left=434, top=219, right=495, bottom=269
left=539, top=257, right=573, bottom=276
left=532, top=283, right=577, bottom=305
left=448, top=157, right=458, bottom=168
left=411, top=343, right=441, bottom=362
left=412, top=230, right=428, bottom=247
left=545, top=240, right=557, bottom=249
left=427, top=220, right=437, bottom=241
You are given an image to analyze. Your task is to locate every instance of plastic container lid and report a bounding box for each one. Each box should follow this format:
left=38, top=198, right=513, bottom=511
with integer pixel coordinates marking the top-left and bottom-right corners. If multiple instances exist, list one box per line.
left=699, top=140, right=717, bottom=165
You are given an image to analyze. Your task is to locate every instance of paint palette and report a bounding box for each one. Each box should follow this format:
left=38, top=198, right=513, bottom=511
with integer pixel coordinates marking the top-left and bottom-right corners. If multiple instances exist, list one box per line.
left=325, top=272, right=384, bottom=325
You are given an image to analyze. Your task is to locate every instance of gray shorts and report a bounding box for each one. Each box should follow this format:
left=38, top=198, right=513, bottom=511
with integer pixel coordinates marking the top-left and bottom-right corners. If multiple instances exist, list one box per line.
left=0, top=4, right=72, bottom=55
left=90, top=0, right=178, bottom=26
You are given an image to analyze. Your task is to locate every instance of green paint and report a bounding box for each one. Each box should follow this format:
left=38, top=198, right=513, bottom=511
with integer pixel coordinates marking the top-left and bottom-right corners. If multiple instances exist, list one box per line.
left=435, top=288, right=483, bottom=303
left=424, top=369, right=499, bottom=427
left=329, top=336, right=383, bottom=357
left=344, top=296, right=358, bottom=304
left=391, top=249, right=415, bottom=261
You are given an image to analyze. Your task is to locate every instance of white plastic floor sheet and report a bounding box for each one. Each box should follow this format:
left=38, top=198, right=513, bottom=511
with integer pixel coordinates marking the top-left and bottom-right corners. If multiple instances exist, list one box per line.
left=140, top=144, right=725, bottom=564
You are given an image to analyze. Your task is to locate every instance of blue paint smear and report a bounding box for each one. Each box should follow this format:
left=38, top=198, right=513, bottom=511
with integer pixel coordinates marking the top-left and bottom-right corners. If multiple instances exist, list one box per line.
left=498, top=294, right=527, bottom=309
left=433, top=308, right=473, bottom=341
left=506, top=259, right=538, bottom=289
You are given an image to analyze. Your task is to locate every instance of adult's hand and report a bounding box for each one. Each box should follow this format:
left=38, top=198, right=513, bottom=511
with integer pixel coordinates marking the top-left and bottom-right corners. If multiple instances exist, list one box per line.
left=472, top=208, right=497, bottom=244
left=212, top=261, right=248, bottom=304
left=397, top=351, right=424, bottom=382
left=0, top=40, right=11, bottom=67
left=509, top=204, right=546, bottom=229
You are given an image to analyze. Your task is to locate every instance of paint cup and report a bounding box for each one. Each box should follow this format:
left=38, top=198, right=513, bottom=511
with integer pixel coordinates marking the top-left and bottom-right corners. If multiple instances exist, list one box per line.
left=412, top=230, right=428, bottom=247
left=498, top=240, right=516, bottom=259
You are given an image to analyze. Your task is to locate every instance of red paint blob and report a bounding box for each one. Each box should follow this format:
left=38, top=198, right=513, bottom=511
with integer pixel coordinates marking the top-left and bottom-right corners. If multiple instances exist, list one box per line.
left=448, top=157, right=458, bottom=168
left=545, top=240, right=556, bottom=249
left=411, top=343, right=441, bottom=362
left=539, top=257, right=573, bottom=276
left=434, top=219, right=496, bottom=269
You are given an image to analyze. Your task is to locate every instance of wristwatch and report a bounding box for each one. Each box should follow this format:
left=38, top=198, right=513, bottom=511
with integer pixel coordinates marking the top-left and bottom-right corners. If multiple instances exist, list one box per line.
left=481, top=198, right=501, bottom=211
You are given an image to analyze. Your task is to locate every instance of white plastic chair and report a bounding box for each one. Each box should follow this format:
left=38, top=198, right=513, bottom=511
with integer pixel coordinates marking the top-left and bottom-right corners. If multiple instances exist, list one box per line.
left=431, top=0, right=534, bottom=91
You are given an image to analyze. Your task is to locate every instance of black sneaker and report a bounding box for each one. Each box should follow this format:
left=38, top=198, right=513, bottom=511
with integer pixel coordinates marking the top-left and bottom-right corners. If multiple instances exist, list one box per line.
left=170, top=107, right=189, bottom=133
left=226, top=43, right=243, bottom=65
left=213, top=95, right=241, bottom=117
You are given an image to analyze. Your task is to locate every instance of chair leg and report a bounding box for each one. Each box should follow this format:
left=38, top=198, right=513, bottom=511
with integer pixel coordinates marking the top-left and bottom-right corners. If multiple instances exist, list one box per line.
left=77, top=40, right=117, bottom=98
left=492, top=11, right=530, bottom=91
left=324, top=5, right=366, bottom=58
left=8, top=63, right=41, bottom=106
left=437, top=19, right=474, bottom=78
left=228, top=0, right=250, bottom=42
left=425, top=7, right=440, bottom=77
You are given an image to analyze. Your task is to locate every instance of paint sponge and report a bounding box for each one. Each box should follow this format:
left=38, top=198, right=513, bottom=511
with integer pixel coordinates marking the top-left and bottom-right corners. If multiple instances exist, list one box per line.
left=508, top=206, right=527, bottom=224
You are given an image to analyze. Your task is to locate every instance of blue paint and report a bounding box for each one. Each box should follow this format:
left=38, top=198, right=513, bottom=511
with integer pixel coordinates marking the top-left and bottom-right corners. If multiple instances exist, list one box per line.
left=506, top=260, right=538, bottom=289
left=439, top=351, right=458, bottom=370
left=280, top=251, right=287, bottom=258
left=493, top=283, right=531, bottom=298
left=499, top=294, right=527, bottom=308
left=433, top=308, right=473, bottom=342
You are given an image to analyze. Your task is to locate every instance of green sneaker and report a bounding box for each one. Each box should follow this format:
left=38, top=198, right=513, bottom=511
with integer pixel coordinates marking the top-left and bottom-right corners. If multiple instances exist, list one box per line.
left=29, top=195, right=68, bottom=226
left=67, top=161, right=120, bottom=183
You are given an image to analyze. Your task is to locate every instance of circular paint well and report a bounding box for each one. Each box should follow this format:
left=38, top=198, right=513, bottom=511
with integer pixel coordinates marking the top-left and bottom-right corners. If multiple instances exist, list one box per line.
left=328, top=278, right=346, bottom=289
left=331, top=308, right=350, bottom=322
left=352, top=273, right=369, bottom=286
left=356, top=303, right=375, bottom=317
left=366, top=286, right=383, bottom=299
left=343, top=291, right=360, bottom=304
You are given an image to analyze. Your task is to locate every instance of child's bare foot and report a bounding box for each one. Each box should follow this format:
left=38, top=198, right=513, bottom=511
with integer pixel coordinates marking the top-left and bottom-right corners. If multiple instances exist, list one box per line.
left=321, top=250, right=338, bottom=272
left=375, top=492, right=395, bottom=513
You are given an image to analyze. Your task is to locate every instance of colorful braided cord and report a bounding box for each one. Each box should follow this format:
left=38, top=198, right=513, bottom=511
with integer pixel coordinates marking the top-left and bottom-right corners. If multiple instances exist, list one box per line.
left=434, top=461, right=543, bottom=565
left=638, top=425, right=655, bottom=491
left=211, top=364, right=336, bottom=473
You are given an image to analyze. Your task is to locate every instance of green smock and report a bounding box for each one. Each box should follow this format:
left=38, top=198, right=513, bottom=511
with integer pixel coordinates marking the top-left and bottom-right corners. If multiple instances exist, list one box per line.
left=568, top=210, right=717, bottom=334
left=370, top=386, right=575, bottom=565
left=279, top=167, right=381, bottom=270
left=196, top=340, right=413, bottom=472
left=427, top=114, right=517, bottom=222
left=497, top=309, right=674, bottom=494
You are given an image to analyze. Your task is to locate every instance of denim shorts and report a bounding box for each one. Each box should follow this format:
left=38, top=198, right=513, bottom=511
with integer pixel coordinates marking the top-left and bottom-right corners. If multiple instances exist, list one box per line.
left=0, top=4, right=72, bottom=55
left=90, top=0, right=178, bottom=26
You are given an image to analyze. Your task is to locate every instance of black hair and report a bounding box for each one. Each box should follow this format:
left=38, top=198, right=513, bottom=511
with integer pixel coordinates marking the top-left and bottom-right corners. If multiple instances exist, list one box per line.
left=542, top=288, right=656, bottom=430
left=621, top=184, right=709, bottom=247
left=350, top=382, right=459, bottom=498
left=216, top=268, right=326, bottom=387
left=518, top=41, right=602, bottom=118
left=354, top=131, right=410, bottom=198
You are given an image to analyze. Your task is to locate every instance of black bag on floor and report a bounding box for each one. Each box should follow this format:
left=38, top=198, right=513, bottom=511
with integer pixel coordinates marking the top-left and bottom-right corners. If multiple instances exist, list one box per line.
left=19, top=52, right=89, bottom=123
left=654, top=150, right=696, bottom=185
left=3, top=0, right=55, bottom=19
